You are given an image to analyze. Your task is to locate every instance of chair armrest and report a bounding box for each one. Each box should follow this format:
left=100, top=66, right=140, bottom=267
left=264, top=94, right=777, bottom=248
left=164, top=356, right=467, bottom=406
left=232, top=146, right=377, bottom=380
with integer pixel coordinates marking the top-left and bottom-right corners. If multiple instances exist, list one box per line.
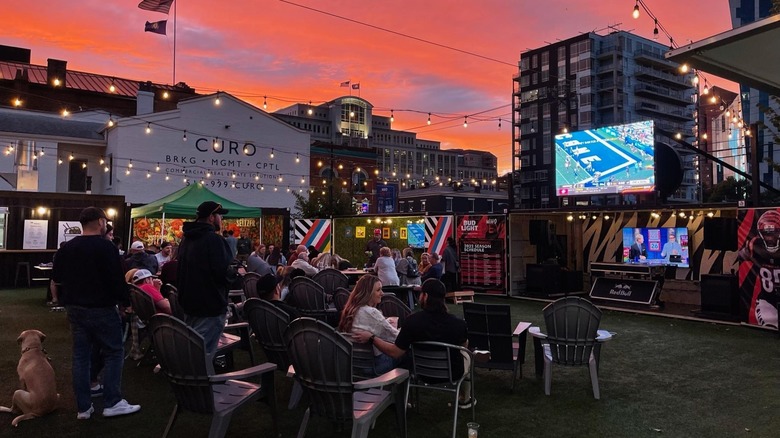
left=224, top=322, right=249, bottom=331
left=210, top=362, right=277, bottom=382
left=528, top=326, right=547, bottom=339
left=513, top=321, right=532, bottom=336
left=229, top=289, right=245, bottom=299
left=354, top=368, right=409, bottom=389
left=596, top=329, right=615, bottom=342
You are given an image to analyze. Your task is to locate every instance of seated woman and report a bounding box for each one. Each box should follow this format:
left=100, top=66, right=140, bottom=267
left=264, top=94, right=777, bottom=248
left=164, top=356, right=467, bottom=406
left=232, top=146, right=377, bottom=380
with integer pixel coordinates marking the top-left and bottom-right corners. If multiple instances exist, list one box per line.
left=396, top=248, right=422, bottom=286
left=374, top=246, right=399, bottom=286
left=418, top=252, right=432, bottom=276
left=338, top=274, right=399, bottom=374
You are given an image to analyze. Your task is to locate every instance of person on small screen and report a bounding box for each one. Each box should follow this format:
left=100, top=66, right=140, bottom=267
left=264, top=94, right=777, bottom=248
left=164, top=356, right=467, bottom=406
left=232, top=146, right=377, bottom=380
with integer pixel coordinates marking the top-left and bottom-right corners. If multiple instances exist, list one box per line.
left=661, top=229, right=683, bottom=262
left=629, top=232, right=647, bottom=261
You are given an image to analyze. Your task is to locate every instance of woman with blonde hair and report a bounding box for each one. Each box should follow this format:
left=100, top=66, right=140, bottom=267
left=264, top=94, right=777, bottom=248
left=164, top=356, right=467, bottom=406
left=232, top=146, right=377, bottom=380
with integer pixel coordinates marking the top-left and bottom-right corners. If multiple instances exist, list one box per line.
left=418, top=252, right=432, bottom=276
left=373, top=246, right=399, bottom=286
left=338, top=274, right=398, bottom=373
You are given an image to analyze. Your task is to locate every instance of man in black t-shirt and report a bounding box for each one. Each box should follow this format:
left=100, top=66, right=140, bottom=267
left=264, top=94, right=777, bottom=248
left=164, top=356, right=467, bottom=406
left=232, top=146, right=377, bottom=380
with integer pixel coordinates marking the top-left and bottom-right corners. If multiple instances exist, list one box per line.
left=354, top=279, right=473, bottom=408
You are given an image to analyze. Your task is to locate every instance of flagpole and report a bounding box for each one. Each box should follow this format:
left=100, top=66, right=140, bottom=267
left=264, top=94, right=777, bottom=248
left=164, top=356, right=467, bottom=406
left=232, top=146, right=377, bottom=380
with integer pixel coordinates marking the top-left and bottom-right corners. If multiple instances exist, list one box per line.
left=172, top=0, right=177, bottom=84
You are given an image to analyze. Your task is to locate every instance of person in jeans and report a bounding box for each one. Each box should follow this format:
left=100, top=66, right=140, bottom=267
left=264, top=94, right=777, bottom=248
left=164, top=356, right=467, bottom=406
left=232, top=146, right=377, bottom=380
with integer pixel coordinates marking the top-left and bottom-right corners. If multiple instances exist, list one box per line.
left=52, top=207, right=140, bottom=419
left=176, top=201, right=237, bottom=355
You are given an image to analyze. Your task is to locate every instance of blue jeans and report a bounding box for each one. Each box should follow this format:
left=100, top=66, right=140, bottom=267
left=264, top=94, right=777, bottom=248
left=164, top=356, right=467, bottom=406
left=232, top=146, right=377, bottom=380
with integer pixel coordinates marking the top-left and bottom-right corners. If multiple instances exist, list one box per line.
left=374, top=353, right=397, bottom=375
left=66, top=306, right=124, bottom=412
left=184, top=313, right=226, bottom=356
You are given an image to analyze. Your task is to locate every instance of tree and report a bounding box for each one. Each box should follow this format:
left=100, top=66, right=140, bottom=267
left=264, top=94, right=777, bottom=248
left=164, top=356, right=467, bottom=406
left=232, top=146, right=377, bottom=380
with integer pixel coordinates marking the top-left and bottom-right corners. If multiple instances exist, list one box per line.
left=290, top=182, right=356, bottom=218
left=706, top=176, right=750, bottom=202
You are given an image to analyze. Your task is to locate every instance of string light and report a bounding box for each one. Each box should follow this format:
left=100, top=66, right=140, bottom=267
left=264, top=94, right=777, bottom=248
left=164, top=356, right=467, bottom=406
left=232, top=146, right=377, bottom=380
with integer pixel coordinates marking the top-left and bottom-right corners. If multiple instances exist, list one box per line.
left=390, top=110, right=394, bottom=122
left=13, top=98, right=22, bottom=107
left=162, top=91, right=170, bottom=99
left=165, top=174, right=170, bottom=181
left=128, top=159, right=134, bottom=168
left=213, top=138, right=219, bottom=150
left=145, top=123, right=151, bottom=134
left=107, top=116, right=114, bottom=127
left=463, top=116, right=468, bottom=128
left=632, top=1, right=640, bottom=19
left=295, top=153, right=300, bottom=163
left=263, top=96, right=267, bottom=109
left=61, top=109, right=69, bottom=117
left=427, top=113, right=431, bottom=125
left=146, top=171, right=151, bottom=178
left=270, top=148, right=275, bottom=159
left=109, top=81, right=116, bottom=93
left=155, top=163, right=160, bottom=172
left=182, top=131, right=187, bottom=141
left=214, top=94, right=221, bottom=106
left=69, top=152, right=75, bottom=161
left=653, top=19, right=659, bottom=40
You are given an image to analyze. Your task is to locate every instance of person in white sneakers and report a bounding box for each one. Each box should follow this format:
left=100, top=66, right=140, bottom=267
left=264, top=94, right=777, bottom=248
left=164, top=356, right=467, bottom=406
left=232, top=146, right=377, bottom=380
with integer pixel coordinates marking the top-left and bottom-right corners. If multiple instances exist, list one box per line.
left=52, top=207, right=141, bottom=420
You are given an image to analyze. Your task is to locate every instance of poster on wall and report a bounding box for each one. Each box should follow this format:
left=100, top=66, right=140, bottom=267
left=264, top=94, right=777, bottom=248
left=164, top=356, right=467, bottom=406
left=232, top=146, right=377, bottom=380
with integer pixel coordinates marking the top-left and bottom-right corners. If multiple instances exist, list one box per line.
left=737, top=208, right=780, bottom=328
left=407, top=223, right=425, bottom=248
left=57, top=221, right=83, bottom=247
left=376, top=185, right=397, bottom=213
left=456, top=215, right=507, bottom=294
left=23, top=219, right=48, bottom=249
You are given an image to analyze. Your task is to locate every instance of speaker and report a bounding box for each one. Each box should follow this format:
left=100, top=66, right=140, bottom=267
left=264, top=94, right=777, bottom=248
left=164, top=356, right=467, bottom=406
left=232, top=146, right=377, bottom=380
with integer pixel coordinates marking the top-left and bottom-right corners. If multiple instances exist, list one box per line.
left=529, top=220, right=549, bottom=246
left=700, top=274, right=740, bottom=317
left=703, top=217, right=738, bottom=251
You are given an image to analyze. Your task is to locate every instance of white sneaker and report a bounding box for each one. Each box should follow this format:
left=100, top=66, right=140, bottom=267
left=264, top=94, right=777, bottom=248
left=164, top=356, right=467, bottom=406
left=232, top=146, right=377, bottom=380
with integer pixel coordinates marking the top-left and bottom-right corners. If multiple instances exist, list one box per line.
left=102, top=399, right=141, bottom=417
left=77, top=405, right=94, bottom=420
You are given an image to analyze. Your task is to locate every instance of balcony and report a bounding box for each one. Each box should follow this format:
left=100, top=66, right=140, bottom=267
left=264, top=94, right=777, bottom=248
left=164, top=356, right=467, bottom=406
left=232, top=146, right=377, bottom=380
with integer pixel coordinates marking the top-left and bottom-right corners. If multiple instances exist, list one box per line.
left=634, top=83, right=691, bottom=105
left=634, top=66, right=690, bottom=89
left=633, top=49, right=678, bottom=70
left=635, top=102, right=693, bottom=122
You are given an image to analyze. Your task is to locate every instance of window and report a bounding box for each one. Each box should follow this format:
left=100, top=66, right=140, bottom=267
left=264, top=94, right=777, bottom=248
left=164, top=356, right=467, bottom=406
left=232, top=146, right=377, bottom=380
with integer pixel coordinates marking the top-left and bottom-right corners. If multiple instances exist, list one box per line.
left=69, top=159, right=88, bottom=192
left=445, top=197, right=453, bottom=212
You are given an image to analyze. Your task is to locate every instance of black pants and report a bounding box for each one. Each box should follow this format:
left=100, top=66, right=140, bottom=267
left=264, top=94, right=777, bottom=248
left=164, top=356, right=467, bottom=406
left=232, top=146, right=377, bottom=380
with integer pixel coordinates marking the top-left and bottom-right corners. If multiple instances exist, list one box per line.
left=442, top=272, right=458, bottom=292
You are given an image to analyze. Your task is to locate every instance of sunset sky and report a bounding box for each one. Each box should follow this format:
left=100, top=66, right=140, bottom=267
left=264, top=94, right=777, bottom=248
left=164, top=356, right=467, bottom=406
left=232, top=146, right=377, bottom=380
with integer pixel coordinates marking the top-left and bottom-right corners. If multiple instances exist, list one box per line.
left=5, top=0, right=736, bottom=173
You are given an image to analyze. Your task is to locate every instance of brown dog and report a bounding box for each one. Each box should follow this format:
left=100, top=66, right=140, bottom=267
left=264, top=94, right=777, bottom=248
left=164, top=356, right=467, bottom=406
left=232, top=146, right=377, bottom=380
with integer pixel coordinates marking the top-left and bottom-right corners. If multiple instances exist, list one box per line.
left=0, top=330, right=60, bottom=426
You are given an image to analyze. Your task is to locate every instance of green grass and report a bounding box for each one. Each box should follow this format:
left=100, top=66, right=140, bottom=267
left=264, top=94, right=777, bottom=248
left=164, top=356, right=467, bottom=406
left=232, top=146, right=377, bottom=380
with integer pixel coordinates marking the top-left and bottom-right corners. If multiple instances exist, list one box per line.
left=1, top=288, right=779, bottom=437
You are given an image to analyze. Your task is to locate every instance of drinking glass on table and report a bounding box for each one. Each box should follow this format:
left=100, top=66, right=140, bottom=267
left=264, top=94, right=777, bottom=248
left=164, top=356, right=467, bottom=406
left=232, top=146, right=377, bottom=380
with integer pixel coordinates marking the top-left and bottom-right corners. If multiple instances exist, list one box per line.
left=467, top=422, right=479, bottom=437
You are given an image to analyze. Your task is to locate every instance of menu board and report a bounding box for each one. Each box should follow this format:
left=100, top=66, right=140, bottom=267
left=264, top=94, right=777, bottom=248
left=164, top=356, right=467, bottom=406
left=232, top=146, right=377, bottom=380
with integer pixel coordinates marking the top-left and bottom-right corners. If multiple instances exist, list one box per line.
left=456, top=215, right=506, bottom=294
left=23, top=219, right=48, bottom=249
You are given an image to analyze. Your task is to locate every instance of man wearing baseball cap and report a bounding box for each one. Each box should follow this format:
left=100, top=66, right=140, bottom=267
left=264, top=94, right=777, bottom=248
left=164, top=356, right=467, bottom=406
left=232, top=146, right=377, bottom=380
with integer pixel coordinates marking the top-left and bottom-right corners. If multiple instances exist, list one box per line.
left=126, top=240, right=158, bottom=274
left=364, top=228, right=387, bottom=267
left=131, top=269, right=171, bottom=315
left=52, top=206, right=141, bottom=419
left=176, top=201, right=235, bottom=354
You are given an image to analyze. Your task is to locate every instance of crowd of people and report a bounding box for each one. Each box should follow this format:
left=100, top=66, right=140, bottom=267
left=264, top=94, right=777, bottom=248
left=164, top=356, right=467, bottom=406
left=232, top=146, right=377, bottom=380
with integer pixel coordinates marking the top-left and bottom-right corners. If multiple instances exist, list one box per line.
left=48, top=201, right=469, bottom=421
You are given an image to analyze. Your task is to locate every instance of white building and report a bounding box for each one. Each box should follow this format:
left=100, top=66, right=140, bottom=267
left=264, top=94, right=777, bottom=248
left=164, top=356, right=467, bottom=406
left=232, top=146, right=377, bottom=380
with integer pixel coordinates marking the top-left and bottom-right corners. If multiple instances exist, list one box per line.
left=0, top=93, right=310, bottom=211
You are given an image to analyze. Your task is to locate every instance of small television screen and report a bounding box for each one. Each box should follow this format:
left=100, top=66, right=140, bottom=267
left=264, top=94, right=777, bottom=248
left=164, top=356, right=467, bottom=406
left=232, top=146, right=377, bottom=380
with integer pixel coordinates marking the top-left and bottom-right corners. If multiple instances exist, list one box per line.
left=622, top=227, right=690, bottom=267
left=555, top=120, right=655, bottom=196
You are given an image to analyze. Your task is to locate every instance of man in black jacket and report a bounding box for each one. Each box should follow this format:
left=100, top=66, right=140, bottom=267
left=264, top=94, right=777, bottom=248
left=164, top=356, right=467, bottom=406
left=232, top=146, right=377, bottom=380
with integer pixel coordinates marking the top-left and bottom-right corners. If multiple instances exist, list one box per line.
left=177, top=201, right=236, bottom=354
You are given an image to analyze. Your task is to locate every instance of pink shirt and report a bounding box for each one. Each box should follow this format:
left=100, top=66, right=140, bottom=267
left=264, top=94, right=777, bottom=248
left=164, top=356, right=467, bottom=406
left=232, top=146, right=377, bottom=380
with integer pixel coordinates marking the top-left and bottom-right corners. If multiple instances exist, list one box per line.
left=139, top=283, right=164, bottom=304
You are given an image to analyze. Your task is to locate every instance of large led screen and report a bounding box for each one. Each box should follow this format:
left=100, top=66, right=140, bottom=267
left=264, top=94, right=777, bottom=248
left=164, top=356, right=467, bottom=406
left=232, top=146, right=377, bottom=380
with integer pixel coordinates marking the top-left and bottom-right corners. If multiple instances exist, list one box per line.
left=622, top=227, right=689, bottom=268
left=555, top=120, right=655, bottom=196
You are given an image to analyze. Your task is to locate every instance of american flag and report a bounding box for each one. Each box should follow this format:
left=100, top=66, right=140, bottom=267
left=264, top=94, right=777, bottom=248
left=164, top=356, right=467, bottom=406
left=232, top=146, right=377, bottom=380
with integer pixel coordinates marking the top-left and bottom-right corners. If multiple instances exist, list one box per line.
left=340, top=81, right=350, bottom=87
left=138, top=0, right=174, bottom=14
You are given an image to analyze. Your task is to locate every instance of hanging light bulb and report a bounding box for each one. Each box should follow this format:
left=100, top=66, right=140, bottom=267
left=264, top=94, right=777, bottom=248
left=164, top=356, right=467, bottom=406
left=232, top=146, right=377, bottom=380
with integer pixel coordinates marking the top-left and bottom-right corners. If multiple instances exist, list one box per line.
left=214, top=94, right=221, bottom=106
left=145, top=123, right=151, bottom=134
left=255, top=175, right=260, bottom=181
left=38, top=149, right=44, bottom=157
left=702, top=84, right=709, bottom=95
left=155, top=163, right=160, bottom=172
left=653, top=19, right=659, bottom=40
left=427, top=113, right=431, bottom=125
left=278, top=176, right=283, bottom=183
left=263, top=96, right=267, bottom=109
left=206, top=171, right=212, bottom=178
left=710, top=95, right=717, bottom=104
left=69, top=152, right=75, bottom=161
left=128, top=160, right=134, bottom=168
left=498, top=118, right=502, bottom=130
left=146, top=171, right=151, bottom=178
left=270, top=148, right=275, bottom=159
left=213, top=138, right=219, bottom=150
left=61, top=109, right=69, bottom=117
left=109, top=82, right=116, bottom=93
left=390, top=109, right=394, bottom=122
left=162, top=91, right=170, bottom=99
left=632, top=1, right=640, bottom=19
left=165, top=173, right=170, bottom=181
left=295, top=153, right=300, bottom=163
left=107, top=117, right=114, bottom=127
left=463, top=116, right=468, bottom=128
left=104, top=166, right=110, bottom=173
left=182, top=130, right=188, bottom=141
left=13, top=98, right=22, bottom=107
left=58, top=158, right=63, bottom=165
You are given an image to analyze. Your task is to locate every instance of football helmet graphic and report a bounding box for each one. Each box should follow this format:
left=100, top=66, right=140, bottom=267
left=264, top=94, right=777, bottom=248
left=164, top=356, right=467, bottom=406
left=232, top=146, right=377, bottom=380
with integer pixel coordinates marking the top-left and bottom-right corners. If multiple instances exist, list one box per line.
left=757, top=210, right=780, bottom=253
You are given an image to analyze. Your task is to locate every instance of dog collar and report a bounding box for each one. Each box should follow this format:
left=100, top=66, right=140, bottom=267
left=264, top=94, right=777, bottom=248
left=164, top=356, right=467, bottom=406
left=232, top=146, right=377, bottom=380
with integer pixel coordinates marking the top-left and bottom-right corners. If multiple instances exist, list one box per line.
left=22, top=346, right=44, bottom=354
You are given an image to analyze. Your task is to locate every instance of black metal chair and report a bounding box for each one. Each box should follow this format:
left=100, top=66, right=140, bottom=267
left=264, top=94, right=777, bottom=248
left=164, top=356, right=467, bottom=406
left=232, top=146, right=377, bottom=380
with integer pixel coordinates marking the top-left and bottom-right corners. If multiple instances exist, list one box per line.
left=160, top=282, right=178, bottom=299
left=333, top=287, right=351, bottom=316
left=377, top=294, right=412, bottom=328
left=128, top=284, right=158, bottom=366
left=287, top=276, right=337, bottom=325
left=462, top=302, right=528, bottom=392
left=285, top=317, right=409, bottom=438
left=148, top=314, right=277, bottom=438
left=243, top=298, right=303, bottom=409
left=381, top=285, right=416, bottom=310
left=313, top=268, right=350, bottom=296
left=407, top=341, right=475, bottom=438
left=529, top=296, right=614, bottom=399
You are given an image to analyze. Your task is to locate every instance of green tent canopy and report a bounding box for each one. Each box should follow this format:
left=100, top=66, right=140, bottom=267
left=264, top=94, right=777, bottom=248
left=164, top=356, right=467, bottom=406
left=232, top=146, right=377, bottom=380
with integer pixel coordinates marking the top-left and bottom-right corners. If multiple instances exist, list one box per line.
left=130, top=184, right=261, bottom=219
